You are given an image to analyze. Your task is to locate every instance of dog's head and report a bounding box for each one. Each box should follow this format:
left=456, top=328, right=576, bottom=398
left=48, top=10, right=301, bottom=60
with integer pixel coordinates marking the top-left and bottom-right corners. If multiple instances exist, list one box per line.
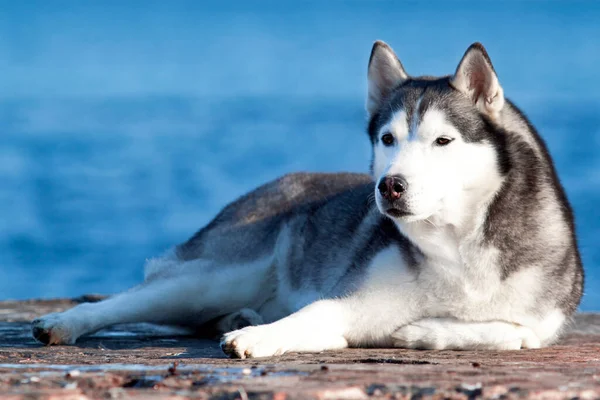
left=367, top=41, right=508, bottom=225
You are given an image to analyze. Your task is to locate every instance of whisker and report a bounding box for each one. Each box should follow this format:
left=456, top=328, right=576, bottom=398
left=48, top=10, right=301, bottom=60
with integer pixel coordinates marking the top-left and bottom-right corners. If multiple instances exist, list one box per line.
left=366, top=192, right=377, bottom=208
left=424, top=218, right=439, bottom=229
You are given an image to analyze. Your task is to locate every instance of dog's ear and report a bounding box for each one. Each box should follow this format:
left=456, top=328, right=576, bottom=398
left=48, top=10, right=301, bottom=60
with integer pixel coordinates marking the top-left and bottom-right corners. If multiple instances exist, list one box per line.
left=367, top=41, right=408, bottom=116
left=450, top=43, right=505, bottom=119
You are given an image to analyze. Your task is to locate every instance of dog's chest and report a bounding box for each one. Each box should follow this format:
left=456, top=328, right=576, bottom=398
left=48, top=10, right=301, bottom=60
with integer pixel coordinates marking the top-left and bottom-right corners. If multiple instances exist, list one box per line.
left=416, top=242, right=541, bottom=321
left=397, top=226, right=526, bottom=318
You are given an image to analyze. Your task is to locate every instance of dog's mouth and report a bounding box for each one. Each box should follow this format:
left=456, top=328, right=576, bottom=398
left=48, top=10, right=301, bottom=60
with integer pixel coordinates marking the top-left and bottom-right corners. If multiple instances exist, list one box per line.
left=385, top=208, right=411, bottom=218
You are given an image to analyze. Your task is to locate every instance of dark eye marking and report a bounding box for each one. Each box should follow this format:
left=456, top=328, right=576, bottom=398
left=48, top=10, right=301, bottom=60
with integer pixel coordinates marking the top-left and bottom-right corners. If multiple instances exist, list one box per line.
left=381, top=132, right=395, bottom=146
left=434, top=136, right=453, bottom=146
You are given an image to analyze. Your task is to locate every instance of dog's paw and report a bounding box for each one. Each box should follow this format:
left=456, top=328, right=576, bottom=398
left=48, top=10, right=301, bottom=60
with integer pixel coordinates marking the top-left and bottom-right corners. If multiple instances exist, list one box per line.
left=391, top=319, right=542, bottom=351
left=31, top=313, right=78, bottom=345
left=516, top=326, right=541, bottom=349
left=215, top=308, right=264, bottom=334
left=220, top=325, right=287, bottom=359
left=392, top=323, right=443, bottom=350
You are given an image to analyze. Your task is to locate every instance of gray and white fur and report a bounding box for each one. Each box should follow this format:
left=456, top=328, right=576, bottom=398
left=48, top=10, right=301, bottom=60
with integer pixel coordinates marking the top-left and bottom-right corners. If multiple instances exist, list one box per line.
left=32, top=41, right=583, bottom=357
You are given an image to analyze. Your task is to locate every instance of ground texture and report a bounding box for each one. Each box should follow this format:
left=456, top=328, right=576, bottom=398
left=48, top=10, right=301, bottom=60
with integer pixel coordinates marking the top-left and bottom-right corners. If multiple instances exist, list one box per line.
left=0, top=299, right=598, bottom=399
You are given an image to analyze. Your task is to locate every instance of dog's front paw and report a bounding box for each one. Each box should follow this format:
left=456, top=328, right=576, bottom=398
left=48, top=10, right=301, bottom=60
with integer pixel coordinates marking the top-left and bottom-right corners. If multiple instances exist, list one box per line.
left=392, top=323, right=442, bottom=350
left=220, top=325, right=287, bottom=359
left=32, top=313, right=78, bottom=345
left=516, top=326, right=541, bottom=349
left=391, top=319, right=542, bottom=351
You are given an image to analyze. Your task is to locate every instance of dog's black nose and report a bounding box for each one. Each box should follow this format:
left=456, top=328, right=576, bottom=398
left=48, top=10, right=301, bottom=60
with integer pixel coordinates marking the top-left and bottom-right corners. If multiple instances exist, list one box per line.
left=378, top=175, right=407, bottom=201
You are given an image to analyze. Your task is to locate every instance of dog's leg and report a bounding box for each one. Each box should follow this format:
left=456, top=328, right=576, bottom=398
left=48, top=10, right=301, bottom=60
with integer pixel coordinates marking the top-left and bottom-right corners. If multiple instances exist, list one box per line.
left=391, top=318, right=541, bottom=350
left=220, top=299, right=354, bottom=358
left=32, top=260, right=272, bottom=345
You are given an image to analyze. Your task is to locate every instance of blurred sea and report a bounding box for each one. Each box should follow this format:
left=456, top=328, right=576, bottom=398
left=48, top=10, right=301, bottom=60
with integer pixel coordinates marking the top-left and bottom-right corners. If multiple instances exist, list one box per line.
left=0, top=1, right=598, bottom=309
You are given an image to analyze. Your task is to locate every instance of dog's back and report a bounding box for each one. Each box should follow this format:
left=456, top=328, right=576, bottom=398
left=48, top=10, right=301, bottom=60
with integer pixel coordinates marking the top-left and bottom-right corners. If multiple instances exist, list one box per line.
left=176, top=172, right=373, bottom=262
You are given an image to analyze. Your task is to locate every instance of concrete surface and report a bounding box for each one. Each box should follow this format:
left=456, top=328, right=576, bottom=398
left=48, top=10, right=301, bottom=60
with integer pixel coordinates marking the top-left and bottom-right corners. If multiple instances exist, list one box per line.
left=0, top=298, right=599, bottom=399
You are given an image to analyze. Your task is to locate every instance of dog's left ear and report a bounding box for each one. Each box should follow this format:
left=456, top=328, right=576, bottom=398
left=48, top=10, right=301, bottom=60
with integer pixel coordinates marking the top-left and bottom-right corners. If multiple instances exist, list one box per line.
left=450, top=43, right=505, bottom=119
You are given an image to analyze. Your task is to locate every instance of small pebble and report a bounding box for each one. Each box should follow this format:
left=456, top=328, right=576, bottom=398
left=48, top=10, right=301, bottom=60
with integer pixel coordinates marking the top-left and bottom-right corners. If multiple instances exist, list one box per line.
left=168, top=361, right=179, bottom=375
left=66, top=370, right=81, bottom=378
left=460, top=382, right=482, bottom=391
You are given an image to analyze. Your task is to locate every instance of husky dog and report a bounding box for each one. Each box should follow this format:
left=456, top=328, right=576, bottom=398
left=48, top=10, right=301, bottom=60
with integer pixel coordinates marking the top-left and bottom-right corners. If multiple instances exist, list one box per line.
left=32, top=42, right=583, bottom=358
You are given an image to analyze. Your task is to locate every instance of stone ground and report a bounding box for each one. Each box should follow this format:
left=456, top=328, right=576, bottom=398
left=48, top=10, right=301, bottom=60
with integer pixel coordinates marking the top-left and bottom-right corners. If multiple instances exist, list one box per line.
left=0, top=299, right=599, bottom=399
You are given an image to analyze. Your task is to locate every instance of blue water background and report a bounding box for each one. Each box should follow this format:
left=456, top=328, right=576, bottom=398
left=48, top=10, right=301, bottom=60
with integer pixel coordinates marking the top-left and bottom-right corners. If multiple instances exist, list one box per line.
left=1, top=1, right=599, bottom=309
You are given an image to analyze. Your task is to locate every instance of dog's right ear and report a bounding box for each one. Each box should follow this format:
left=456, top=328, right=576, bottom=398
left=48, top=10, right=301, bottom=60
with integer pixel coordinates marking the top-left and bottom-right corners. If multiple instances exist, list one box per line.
left=367, top=41, right=408, bottom=116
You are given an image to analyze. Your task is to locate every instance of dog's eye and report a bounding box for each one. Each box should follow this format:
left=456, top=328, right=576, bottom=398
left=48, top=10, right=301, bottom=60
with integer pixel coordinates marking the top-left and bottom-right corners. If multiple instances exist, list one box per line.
left=381, top=133, right=395, bottom=146
left=435, top=137, right=452, bottom=146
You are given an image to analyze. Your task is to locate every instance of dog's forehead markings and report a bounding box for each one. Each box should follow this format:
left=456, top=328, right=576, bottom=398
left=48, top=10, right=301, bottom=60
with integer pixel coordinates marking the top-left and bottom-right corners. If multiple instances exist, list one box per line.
left=418, top=108, right=453, bottom=139
left=380, top=95, right=430, bottom=142
left=408, top=95, right=424, bottom=141
left=380, top=110, right=409, bottom=140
